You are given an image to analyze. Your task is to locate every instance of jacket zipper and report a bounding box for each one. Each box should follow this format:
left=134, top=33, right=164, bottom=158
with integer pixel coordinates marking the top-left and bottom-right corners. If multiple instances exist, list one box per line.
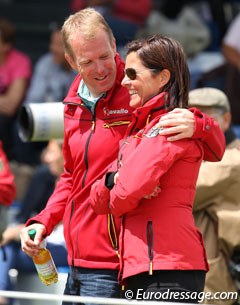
left=146, top=220, right=154, bottom=275
left=118, top=215, right=125, bottom=286
left=82, top=131, right=93, bottom=188
left=69, top=200, right=75, bottom=267
left=107, top=214, right=120, bottom=258
left=82, top=102, right=97, bottom=188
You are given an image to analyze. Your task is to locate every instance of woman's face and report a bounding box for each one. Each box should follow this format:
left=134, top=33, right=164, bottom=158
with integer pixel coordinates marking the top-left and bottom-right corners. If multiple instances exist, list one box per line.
left=121, top=52, right=164, bottom=108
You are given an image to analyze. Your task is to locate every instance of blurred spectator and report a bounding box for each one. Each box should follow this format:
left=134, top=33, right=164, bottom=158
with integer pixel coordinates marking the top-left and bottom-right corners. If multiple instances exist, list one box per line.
left=137, top=0, right=210, bottom=58
left=13, top=25, right=77, bottom=165
left=189, top=87, right=240, bottom=305
left=0, top=141, right=16, bottom=207
left=15, top=140, right=63, bottom=225
left=0, top=139, right=67, bottom=305
left=0, top=140, right=16, bottom=305
left=0, top=18, right=31, bottom=161
left=222, top=12, right=240, bottom=128
left=12, top=25, right=76, bottom=220
left=24, top=25, right=76, bottom=104
left=0, top=140, right=16, bottom=245
left=70, top=0, right=152, bottom=53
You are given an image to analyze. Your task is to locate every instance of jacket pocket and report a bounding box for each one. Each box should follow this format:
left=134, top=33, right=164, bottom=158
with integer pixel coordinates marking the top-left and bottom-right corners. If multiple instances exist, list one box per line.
left=146, top=220, right=154, bottom=275
left=103, top=121, right=130, bottom=128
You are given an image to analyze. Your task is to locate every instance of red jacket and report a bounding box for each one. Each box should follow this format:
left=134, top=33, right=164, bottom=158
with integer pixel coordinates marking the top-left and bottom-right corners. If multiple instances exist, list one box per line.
left=90, top=92, right=209, bottom=281
left=0, top=141, right=16, bottom=205
left=27, top=54, right=224, bottom=270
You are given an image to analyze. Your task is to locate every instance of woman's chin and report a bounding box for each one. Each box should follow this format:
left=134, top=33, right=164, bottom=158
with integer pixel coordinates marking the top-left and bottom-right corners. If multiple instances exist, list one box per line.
left=129, top=96, right=141, bottom=109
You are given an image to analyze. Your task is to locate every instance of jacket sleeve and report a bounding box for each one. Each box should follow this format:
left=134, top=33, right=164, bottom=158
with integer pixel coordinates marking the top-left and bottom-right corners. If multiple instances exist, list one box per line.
left=190, top=107, right=226, bottom=162
left=90, top=159, right=119, bottom=214
left=26, top=127, right=73, bottom=235
left=0, top=142, right=16, bottom=205
left=109, top=136, right=194, bottom=217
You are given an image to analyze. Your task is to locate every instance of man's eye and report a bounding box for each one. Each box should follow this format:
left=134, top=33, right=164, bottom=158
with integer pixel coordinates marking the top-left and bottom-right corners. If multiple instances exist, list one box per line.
left=101, top=55, right=109, bottom=60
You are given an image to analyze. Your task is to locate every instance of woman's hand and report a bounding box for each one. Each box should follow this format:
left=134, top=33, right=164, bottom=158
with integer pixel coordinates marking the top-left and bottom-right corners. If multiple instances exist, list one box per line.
left=144, top=186, right=161, bottom=199
left=114, top=172, right=119, bottom=184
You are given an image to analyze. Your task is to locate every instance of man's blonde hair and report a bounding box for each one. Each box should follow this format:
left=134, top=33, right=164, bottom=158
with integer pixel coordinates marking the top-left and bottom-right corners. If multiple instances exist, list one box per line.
left=62, top=8, right=115, bottom=59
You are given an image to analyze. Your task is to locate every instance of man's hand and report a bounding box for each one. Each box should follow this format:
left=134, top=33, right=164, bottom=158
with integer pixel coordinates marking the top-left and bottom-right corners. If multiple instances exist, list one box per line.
left=157, top=108, right=195, bottom=141
left=20, top=223, right=47, bottom=257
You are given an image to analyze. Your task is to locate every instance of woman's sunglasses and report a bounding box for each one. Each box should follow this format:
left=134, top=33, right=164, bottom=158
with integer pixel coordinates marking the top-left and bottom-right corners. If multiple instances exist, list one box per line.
left=124, top=68, right=158, bottom=80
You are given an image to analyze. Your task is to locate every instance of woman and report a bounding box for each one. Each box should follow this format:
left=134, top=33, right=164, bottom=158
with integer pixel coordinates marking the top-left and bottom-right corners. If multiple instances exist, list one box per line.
left=90, top=35, right=208, bottom=303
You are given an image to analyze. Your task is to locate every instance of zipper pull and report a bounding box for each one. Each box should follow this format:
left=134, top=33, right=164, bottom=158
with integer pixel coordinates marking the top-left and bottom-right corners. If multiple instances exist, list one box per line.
left=149, top=261, right=153, bottom=275
left=117, top=154, right=123, bottom=169
left=91, top=121, right=95, bottom=131
left=147, top=221, right=154, bottom=275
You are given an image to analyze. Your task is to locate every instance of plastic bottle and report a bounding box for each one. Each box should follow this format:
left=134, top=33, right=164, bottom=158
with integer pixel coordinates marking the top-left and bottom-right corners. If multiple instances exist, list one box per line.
left=28, top=229, right=58, bottom=285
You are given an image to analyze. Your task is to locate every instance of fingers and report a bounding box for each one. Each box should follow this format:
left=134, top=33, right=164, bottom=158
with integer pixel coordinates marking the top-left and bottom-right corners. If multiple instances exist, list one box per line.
left=159, top=116, right=194, bottom=128
left=114, top=172, right=119, bottom=184
left=159, top=108, right=194, bottom=125
left=156, top=108, right=195, bottom=141
left=144, top=186, right=161, bottom=199
left=163, top=133, right=188, bottom=142
left=20, top=224, right=46, bottom=257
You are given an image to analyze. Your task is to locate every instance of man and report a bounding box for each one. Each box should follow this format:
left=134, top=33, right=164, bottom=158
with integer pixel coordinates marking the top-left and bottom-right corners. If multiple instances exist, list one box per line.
left=190, top=87, right=240, bottom=305
left=20, top=8, right=225, bottom=305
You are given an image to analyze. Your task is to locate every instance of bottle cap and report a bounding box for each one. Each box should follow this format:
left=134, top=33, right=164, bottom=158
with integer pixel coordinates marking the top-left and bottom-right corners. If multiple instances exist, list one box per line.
left=28, top=229, right=37, bottom=241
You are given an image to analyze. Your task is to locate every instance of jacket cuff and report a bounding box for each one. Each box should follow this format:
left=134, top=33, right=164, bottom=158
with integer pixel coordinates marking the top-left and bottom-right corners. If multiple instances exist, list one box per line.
left=190, top=107, right=210, bottom=140
left=105, top=171, right=118, bottom=190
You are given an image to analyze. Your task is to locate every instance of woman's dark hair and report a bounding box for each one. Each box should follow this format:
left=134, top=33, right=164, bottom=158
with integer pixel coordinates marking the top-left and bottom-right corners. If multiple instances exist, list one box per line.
left=126, top=35, right=190, bottom=109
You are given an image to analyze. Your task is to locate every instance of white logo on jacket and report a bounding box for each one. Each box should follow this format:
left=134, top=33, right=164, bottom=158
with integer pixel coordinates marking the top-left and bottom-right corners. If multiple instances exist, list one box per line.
left=103, top=107, right=129, bottom=116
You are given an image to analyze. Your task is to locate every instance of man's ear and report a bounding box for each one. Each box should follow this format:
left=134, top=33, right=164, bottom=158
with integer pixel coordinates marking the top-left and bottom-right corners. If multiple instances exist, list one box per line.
left=65, top=53, right=77, bottom=71
left=112, top=38, right=117, bottom=55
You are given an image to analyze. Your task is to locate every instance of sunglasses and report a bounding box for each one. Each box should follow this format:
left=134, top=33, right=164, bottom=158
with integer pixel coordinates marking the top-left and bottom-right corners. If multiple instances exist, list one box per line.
left=124, top=68, right=158, bottom=80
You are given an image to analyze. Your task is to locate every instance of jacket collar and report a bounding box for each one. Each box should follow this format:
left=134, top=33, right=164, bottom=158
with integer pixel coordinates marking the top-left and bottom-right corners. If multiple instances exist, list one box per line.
left=127, top=92, right=168, bottom=133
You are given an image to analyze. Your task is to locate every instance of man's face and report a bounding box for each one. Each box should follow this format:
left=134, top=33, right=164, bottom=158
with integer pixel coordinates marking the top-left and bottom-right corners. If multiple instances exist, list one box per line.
left=66, top=29, right=117, bottom=97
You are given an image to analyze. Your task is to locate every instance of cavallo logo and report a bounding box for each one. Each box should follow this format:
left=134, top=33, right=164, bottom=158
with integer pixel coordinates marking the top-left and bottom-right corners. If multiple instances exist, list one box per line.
left=103, top=107, right=129, bottom=116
